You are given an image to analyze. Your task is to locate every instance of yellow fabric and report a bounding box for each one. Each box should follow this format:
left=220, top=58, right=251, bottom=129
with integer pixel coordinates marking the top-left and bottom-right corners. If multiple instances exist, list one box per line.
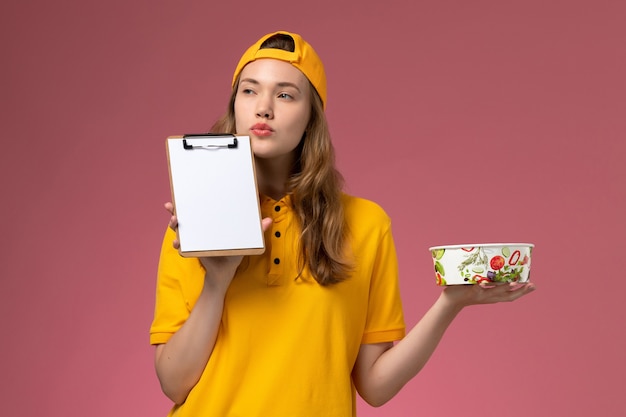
left=150, top=194, right=405, bottom=417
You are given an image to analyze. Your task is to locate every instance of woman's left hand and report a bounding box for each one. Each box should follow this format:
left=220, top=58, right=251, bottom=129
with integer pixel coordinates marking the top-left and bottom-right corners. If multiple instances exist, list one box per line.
left=441, top=281, right=536, bottom=309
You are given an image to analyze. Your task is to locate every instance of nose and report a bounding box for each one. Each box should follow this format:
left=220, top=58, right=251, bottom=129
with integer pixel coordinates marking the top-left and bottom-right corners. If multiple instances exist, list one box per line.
left=255, top=96, right=274, bottom=119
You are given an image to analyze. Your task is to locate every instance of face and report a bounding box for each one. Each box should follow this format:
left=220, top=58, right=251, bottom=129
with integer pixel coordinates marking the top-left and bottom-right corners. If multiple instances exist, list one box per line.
left=234, top=59, right=312, bottom=163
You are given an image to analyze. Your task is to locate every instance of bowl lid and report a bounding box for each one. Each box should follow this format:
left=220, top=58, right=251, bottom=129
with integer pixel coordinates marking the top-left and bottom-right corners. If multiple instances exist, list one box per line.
left=428, top=243, right=535, bottom=251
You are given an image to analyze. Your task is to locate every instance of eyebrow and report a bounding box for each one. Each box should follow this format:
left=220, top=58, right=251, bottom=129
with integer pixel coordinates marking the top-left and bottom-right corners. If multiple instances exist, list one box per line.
left=240, top=78, right=302, bottom=92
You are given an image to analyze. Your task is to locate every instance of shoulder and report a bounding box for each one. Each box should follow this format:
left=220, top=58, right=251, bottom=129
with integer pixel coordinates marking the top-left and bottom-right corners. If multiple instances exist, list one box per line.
left=342, top=193, right=390, bottom=219
left=341, top=193, right=391, bottom=231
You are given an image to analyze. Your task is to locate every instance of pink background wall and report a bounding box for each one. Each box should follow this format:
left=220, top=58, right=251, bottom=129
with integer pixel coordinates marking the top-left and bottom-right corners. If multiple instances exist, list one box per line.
left=1, top=0, right=624, bottom=416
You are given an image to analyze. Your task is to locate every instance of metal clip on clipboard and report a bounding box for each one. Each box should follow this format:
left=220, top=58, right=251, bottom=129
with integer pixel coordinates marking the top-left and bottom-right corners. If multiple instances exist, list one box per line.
left=182, top=133, right=238, bottom=150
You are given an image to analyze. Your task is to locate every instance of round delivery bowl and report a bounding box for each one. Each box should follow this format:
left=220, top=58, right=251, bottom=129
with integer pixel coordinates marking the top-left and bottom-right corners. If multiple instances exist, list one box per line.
left=428, top=243, right=534, bottom=286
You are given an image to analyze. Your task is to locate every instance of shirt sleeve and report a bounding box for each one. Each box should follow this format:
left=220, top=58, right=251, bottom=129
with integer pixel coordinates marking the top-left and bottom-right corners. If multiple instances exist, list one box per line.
left=361, top=216, right=406, bottom=344
left=149, top=228, right=205, bottom=345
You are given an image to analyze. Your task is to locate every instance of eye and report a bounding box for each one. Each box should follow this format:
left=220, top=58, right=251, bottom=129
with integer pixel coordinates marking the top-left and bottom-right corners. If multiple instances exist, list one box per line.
left=241, top=88, right=255, bottom=95
left=278, top=92, right=293, bottom=100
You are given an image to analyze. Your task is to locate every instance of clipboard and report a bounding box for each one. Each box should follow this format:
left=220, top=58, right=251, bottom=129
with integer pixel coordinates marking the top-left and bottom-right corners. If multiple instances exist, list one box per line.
left=166, top=134, right=265, bottom=257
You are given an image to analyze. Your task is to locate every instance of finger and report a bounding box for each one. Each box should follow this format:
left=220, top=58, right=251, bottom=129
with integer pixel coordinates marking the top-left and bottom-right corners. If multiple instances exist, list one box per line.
left=507, top=282, right=535, bottom=292
left=498, top=283, right=536, bottom=302
left=478, top=281, right=511, bottom=292
left=173, top=239, right=180, bottom=249
left=479, top=281, right=506, bottom=289
left=506, top=287, right=535, bottom=302
left=516, top=282, right=536, bottom=294
left=476, top=282, right=522, bottom=301
left=261, top=217, right=273, bottom=232
left=164, top=202, right=174, bottom=214
left=169, top=215, right=178, bottom=230
left=480, top=281, right=527, bottom=291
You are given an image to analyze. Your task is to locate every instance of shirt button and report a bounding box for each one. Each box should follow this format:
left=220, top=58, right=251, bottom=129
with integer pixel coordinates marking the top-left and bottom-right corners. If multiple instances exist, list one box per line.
left=275, top=231, right=281, bottom=238
left=273, top=258, right=280, bottom=265
left=274, top=206, right=281, bottom=212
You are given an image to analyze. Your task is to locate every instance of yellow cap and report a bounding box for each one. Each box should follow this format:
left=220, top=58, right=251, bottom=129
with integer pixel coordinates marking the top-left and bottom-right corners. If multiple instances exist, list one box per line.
left=232, top=31, right=327, bottom=109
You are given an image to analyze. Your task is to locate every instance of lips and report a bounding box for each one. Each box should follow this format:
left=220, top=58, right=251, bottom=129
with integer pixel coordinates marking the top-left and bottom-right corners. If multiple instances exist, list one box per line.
left=250, top=123, right=274, bottom=137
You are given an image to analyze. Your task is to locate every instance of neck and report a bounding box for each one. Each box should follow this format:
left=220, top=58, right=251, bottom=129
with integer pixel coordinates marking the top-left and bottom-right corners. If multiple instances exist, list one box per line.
left=255, top=155, right=296, bottom=201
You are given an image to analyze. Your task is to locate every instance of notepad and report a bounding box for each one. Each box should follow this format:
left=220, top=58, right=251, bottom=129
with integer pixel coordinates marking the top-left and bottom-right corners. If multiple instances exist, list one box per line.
left=166, top=134, right=265, bottom=257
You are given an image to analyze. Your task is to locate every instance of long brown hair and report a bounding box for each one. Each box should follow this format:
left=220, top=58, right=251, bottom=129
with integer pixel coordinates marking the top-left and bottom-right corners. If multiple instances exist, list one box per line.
left=210, top=34, right=351, bottom=285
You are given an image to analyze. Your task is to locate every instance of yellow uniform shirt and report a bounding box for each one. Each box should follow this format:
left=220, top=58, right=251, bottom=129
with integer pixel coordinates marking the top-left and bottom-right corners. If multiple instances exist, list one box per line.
left=150, top=194, right=405, bottom=417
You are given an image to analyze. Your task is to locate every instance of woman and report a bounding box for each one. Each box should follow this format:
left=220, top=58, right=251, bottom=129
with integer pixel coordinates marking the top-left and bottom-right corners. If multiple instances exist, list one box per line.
left=150, top=31, right=535, bottom=417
